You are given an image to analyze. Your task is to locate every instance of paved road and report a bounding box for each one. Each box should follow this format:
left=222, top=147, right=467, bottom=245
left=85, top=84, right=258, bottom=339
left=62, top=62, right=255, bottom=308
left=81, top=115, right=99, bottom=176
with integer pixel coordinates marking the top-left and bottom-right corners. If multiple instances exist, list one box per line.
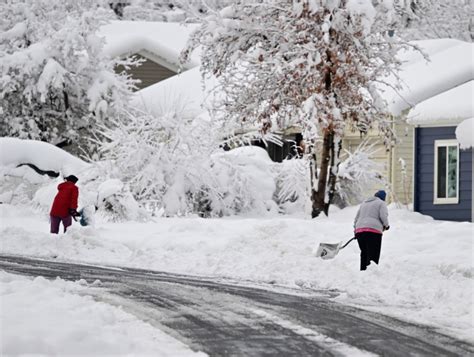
left=0, top=254, right=471, bottom=356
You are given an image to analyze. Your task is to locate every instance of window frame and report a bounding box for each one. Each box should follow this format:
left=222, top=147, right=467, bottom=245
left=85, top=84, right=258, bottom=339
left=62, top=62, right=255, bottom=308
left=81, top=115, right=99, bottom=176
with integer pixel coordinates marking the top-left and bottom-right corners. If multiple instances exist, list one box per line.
left=433, top=139, right=460, bottom=204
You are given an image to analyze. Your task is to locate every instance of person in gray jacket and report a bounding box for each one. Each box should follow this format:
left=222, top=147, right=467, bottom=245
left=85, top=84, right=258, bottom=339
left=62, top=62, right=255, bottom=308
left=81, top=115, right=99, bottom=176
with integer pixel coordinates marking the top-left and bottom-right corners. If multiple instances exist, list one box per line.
left=353, top=190, right=390, bottom=271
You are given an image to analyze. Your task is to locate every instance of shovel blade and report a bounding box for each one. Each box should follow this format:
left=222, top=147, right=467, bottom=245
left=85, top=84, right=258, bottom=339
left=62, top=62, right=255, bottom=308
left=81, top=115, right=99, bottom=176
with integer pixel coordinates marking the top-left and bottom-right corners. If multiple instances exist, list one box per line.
left=315, top=242, right=341, bottom=260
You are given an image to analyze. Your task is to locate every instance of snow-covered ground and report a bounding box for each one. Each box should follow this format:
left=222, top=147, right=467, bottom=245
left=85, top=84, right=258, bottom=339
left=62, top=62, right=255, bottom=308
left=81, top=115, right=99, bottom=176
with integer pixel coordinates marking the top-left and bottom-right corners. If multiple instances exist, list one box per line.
left=0, top=271, right=204, bottom=356
left=1, top=203, right=472, bottom=352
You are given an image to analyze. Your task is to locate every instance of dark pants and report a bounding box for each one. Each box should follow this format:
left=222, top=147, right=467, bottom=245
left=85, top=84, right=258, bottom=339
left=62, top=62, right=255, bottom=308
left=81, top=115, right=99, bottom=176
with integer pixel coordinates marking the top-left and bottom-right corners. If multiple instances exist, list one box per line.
left=50, top=215, right=72, bottom=234
left=356, top=232, right=382, bottom=271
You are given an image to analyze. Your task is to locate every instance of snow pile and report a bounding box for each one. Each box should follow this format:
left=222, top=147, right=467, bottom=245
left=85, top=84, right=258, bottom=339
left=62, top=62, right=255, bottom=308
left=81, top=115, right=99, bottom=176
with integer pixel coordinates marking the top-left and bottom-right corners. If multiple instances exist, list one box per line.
left=0, top=137, right=89, bottom=176
left=407, top=80, right=473, bottom=125
left=456, top=118, right=474, bottom=149
left=1, top=204, right=472, bottom=343
left=0, top=138, right=89, bottom=205
left=0, top=272, right=203, bottom=356
left=0, top=138, right=143, bottom=220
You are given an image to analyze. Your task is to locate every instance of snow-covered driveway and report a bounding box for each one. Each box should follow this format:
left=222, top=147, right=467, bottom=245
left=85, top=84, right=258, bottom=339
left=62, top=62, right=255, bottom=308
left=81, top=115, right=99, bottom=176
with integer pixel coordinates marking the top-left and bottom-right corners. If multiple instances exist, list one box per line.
left=1, top=254, right=471, bottom=356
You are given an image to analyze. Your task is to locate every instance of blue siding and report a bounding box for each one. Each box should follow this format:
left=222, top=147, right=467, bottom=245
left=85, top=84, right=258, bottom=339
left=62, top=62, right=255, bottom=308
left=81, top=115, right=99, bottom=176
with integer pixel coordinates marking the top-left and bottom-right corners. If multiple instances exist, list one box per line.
left=414, top=127, right=472, bottom=222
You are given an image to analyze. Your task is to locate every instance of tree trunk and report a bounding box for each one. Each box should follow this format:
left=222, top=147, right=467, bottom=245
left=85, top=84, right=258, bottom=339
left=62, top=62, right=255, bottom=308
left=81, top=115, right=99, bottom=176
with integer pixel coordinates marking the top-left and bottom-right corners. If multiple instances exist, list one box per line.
left=325, top=137, right=341, bottom=215
left=311, top=130, right=333, bottom=218
left=309, top=144, right=318, bottom=217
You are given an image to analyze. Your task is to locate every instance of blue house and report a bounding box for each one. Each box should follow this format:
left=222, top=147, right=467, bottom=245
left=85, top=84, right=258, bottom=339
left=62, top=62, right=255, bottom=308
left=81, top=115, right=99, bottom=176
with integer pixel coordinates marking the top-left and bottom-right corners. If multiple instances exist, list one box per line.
left=408, top=81, right=473, bottom=222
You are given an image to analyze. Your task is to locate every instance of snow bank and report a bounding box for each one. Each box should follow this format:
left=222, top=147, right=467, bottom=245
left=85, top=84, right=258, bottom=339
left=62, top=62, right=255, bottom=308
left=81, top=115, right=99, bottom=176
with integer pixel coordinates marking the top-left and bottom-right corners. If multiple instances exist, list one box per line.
left=99, top=20, right=199, bottom=70
left=456, top=118, right=474, bottom=149
left=0, top=137, right=89, bottom=176
left=1, top=204, right=472, bottom=343
left=407, top=80, right=473, bottom=125
left=0, top=272, right=202, bottom=356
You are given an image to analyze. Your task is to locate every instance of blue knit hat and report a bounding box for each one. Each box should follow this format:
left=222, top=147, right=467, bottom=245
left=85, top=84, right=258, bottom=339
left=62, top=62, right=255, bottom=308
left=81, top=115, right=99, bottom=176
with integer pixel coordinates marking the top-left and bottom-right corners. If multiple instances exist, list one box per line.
left=374, top=190, right=386, bottom=201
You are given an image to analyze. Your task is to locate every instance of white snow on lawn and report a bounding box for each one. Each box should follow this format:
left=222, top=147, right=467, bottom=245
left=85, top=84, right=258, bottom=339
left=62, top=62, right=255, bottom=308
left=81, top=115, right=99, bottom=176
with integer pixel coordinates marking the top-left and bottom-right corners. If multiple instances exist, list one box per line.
left=1, top=204, right=472, bottom=344
left=0, top=271, right=204, bottom=356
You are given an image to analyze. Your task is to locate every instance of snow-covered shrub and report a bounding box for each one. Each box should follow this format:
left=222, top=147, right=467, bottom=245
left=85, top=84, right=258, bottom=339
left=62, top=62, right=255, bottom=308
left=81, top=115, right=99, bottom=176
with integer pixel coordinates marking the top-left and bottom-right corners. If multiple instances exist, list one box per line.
left=272, top=140, right=384, bottom=213
left=99, top=106, right=277, bottom=217
left=273, top=159, right=309, bottom=214
left=0, top=137, right=144, bottom=221
left=208, top=147, right=278, bottom=216
left=111, top=0, right=234, bottom=22
left=334, top=141, right=385, bottom=207
left=0, top=0, right=136, bottom=156
left=0, top=137, right=89, bottom=205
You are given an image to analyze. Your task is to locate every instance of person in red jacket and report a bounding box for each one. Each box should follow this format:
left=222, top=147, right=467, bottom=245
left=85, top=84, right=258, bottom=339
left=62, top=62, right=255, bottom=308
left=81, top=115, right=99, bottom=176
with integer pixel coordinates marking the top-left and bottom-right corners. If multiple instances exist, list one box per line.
left=50, top=175, right=80, bottom=234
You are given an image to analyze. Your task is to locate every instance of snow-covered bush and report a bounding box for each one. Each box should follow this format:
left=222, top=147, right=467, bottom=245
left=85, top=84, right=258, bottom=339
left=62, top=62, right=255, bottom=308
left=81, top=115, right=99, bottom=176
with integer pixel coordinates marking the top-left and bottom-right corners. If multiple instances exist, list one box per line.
left=273, top=140, right=384, bottom=213
left=0, top=137, right=89, bottom=205
left=209, top=147, right=278, bottom=216
left=0, top=0, right=136, bottom=156
left=273, top=159, right=309, bottom=214
left=99, top=106, right=277, bottom=217
left=110, top=0, right=234, bottom=22
left=334, top=141, right=385, bottom=207
left=0, top=138, right=144, bottom=221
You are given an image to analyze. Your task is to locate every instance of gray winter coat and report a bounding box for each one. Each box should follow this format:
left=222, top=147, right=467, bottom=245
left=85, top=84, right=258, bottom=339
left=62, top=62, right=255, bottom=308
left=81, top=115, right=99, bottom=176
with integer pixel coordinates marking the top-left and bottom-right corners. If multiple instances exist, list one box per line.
left=354, top=197, right=389, bottom=232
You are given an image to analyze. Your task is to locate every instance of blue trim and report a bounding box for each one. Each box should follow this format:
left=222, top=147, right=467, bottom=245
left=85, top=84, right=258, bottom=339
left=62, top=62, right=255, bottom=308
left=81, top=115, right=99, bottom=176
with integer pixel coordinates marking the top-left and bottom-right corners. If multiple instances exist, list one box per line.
left=414, top=126, right=472, bottom=222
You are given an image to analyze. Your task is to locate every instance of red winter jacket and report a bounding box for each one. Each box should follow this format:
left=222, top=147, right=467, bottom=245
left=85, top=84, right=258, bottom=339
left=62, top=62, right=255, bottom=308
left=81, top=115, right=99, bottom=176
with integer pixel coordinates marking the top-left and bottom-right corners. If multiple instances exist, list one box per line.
left=50, top=181, right=79, bottom=217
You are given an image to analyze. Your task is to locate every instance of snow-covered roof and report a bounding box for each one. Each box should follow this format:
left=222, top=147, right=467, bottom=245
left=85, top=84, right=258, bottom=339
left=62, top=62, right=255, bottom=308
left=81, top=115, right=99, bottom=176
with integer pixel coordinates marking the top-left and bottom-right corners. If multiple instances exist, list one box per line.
left=455, top=118, right=474, bottom=150
left=396, top=38, right=463, bottom=66
left=381, top=39, right=474, bottom=116
left=99, top=21, right=199, bottom=72
left=131, top=66, right=207, bottom=117
left=407, top=80, right=474, bottom=125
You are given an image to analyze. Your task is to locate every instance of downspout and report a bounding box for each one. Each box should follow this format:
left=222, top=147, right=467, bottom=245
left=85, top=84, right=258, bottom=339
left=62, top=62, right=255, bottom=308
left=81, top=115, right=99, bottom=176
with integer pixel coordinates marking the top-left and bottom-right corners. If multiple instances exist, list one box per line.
left=413, top=126, right=418, bottom=213
left=389, top=116, right=396, bottom=204
left=472, top=148, right=473, bottom=222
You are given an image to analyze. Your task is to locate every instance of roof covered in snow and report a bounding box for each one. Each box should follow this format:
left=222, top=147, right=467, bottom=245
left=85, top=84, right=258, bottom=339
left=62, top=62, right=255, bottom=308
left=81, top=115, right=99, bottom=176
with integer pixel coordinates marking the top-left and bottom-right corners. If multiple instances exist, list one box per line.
left=131, top=66, right=207, bottom=117
left=455, top=118, right=474, bottom=150
left=407, top=80, right=474, bottom=125
left=99, top=21, right=199, bottom=72
left=380, top=39, right=474, bottom=116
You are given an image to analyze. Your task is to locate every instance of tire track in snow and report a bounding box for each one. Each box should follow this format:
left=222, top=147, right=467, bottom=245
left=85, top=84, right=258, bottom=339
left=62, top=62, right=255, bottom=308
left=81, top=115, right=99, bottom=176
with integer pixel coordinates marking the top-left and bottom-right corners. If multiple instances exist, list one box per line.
left=0, top=254, right=471, bottom=357
left=250, top=309, right=377, bottom=357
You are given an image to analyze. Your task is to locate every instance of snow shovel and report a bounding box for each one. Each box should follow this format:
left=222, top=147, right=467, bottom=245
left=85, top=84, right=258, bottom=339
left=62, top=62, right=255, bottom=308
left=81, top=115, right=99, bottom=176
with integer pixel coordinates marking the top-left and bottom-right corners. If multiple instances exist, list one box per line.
left=315, top=237, right=356, bottom=260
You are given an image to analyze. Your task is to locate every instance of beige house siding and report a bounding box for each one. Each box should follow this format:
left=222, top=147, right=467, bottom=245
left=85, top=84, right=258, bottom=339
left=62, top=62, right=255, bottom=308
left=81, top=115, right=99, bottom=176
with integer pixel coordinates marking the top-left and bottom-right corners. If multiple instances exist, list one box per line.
left=342, top=131, right=389, bottom=196
left=342, top=120, right=414, bottom=204
left=115, top=53, right=177, bottom=91
left=389, top=122, right=414, bottom=205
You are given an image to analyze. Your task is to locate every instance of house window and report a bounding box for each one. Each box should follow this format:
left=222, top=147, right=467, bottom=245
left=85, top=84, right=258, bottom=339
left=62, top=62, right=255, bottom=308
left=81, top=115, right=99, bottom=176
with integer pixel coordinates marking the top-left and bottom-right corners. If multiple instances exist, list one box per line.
left=434, top=140, right=459, bottom=204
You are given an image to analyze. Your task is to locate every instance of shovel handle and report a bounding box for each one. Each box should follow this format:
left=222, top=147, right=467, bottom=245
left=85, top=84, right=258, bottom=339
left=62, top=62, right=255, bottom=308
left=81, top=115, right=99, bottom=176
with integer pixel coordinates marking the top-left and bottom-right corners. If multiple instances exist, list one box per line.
left=340, top=237, right=356, bottom=249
